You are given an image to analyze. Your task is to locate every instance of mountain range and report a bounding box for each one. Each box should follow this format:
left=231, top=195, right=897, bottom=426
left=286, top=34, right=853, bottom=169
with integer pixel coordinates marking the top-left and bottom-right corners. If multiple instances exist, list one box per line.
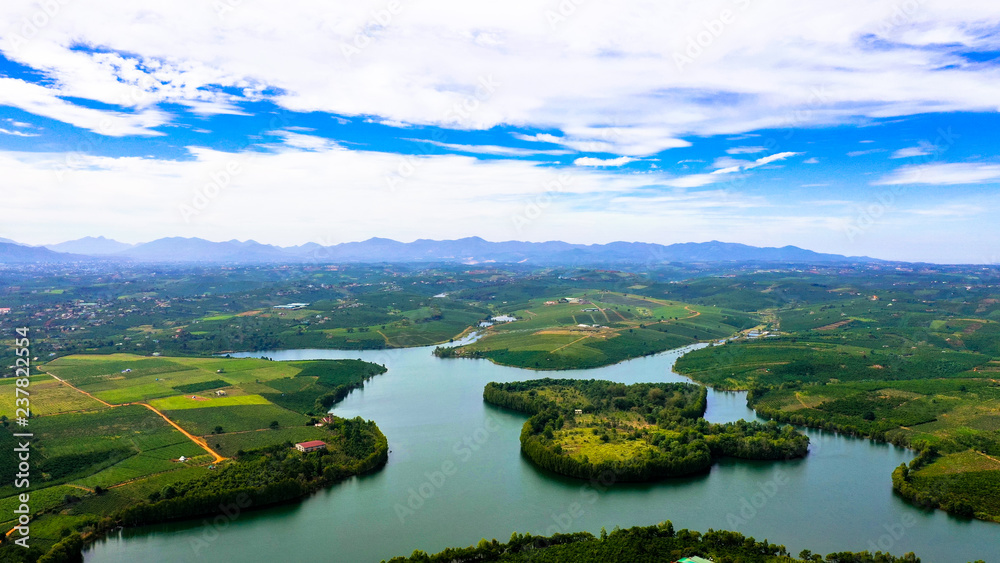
left=0, top=236, right=879, bottom=265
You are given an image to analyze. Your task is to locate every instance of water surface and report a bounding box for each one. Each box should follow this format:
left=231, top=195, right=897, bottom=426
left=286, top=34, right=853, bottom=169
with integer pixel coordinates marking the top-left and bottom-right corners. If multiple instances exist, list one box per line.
left=86, top=345, right=998, bottom=563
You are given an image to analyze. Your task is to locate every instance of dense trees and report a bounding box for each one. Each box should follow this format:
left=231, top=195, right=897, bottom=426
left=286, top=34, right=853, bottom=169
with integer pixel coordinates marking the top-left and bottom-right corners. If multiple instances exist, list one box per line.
left=118, top=416, right=387, bottom=526
left=484, top=379, right=807, bottom=482
left=382, top=521, right=921, bottom=563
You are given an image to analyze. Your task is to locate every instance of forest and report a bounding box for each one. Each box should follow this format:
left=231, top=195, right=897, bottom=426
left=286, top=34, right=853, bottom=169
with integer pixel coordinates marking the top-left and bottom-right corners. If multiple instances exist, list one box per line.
left=382, top=521, right=925, bottom=563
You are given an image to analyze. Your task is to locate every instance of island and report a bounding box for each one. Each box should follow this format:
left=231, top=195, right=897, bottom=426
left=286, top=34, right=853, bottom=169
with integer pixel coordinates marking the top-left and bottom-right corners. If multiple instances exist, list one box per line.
left=483, top=378, right=808, bottom=482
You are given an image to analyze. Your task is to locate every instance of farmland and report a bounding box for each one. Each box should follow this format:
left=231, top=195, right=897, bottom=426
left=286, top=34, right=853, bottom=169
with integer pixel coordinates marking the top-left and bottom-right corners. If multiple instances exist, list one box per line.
left=674, top=271, right=1000, bottom=522
left=438, top=292, right=757, bottom=370
left=0, top=353, right=388, bottom=559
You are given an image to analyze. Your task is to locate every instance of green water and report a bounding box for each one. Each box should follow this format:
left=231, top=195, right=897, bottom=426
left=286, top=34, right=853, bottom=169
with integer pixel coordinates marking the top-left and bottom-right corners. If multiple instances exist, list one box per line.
left=85, top=344, right=998, bottom=563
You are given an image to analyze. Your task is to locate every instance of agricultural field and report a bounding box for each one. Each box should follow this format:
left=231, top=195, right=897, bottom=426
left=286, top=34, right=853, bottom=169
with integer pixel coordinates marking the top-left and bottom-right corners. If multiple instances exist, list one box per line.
left=0, top=353, right=388, bottom=556
left=674, top=274, right=1000, bottom=522
left=438, top=292, right=757, bottom=370
left=0, top=375, right=108, bottom=416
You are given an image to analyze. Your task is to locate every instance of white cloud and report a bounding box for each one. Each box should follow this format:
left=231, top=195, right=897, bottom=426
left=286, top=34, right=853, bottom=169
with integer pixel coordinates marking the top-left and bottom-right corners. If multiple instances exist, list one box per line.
left=0, top=144, right=692, bottom=245
left=0, top=78, right=168, bottom=136
left=847, top=148, right=886, bottom=157
left=875, top=163, right=1000, bottom=185
left=726, top=146, right=767, bottom=155
left=514, top=128, right=690, bottom=156
left=754, top=152, right=801, bottom=167
left=905, top=203, right=986, bottom=217
left=3, top=1, right=998, bottom=148
left=891, top=143, right=937, bottom=159
left=803, top=157, right=820, bottom=164
left=574, top=156, right=636, bottom=167
left=265, top=130, right=341, bottom=151
left=408, top=139, right=571, bottom=157
left=663, top=174, right=723, bottom=188
left=711, top=151, right=800, bottom=174
left=0, top=127, right=38, bottom=137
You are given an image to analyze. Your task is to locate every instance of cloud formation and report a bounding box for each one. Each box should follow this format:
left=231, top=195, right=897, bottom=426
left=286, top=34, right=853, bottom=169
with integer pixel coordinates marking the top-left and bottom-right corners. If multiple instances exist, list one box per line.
left=0, top=1, right=998, bottom=147
left=875, top=163, right=1000, bottom=185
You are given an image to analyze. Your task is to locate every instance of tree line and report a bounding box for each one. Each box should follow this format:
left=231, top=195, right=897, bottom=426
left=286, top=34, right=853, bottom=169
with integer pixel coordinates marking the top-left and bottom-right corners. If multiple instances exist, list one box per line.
left=382, top=520, right=922, bottom=563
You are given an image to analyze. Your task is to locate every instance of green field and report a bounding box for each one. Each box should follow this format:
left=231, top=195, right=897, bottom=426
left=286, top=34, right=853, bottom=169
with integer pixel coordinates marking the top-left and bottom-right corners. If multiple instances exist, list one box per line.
left=439, top=292, right=755, bottom=370
left=0, top=375, right=108, bottom=416
left=150, top=393, right=270, bottom=410
left=672, top=285, right=1000, bottom=522
left=0, top=353, right=389, bottom=558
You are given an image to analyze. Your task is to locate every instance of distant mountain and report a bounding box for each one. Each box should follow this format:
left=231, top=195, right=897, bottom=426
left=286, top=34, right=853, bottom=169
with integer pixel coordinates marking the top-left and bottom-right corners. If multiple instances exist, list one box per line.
left=0, top=236, right=880, bottom=265
left=45, top=236, right=133, bottom=255
left=118, top=237, right=289, bottom=263
left=0, top=237, right=21, bottom=245
left=0, top=242, right=87, bottom=263
left=307, top=237, right=869, bottom=265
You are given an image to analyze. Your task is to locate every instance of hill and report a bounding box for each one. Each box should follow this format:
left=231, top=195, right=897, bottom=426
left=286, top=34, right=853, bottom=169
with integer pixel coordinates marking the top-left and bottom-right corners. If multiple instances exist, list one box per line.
left=9, top=236, right=880, bottom=265
left=0, top=242, right=86, bottom=263
left=45, top=236, right=133, bottom=255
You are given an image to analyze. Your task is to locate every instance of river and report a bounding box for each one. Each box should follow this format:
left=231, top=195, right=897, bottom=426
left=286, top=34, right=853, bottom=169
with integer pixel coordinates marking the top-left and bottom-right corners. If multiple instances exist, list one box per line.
left=85, top=343, right=998, bottom=562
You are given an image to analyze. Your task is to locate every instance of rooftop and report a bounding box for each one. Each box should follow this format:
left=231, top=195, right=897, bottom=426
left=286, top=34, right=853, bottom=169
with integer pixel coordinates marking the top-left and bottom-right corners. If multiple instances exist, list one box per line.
left=296, top=440, right=327, bottom=448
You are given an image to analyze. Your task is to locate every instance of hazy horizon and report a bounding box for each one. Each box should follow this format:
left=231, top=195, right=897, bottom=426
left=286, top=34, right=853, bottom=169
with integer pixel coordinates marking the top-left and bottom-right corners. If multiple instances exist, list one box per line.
left=5, top=233, right=994, bottom=265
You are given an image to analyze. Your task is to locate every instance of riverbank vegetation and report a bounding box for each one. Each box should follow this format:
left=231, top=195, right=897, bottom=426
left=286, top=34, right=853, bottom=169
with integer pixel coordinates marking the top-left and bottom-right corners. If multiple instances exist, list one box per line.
left=484, top=379, right=808, bottom=481
left=673, top=271, right=1000, bottom=522
left=0, top=354, right=389, bottom=561
left=382, top=521, right=924, bottom=563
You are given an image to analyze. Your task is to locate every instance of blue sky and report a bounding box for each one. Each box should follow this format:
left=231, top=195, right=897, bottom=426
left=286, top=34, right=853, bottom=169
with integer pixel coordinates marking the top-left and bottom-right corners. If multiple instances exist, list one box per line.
left=1, top=1, right=1000, bottom=263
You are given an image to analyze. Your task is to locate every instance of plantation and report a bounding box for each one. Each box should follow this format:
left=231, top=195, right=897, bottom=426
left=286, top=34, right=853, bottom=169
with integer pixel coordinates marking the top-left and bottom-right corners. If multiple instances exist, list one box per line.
left=0, top=375, right=107, bottom=416
left=0, top=353, right=390, bottom=559
left=438, top=292, right=756, bottom=370
left=162, top=403, right=311, bottom=435
left=670, top=278, right=1000, bottom=523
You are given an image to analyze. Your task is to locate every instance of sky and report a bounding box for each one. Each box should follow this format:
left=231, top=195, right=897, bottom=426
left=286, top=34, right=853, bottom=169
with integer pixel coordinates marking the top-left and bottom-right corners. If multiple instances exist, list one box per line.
left=1, top=1, right=999, bottom=263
